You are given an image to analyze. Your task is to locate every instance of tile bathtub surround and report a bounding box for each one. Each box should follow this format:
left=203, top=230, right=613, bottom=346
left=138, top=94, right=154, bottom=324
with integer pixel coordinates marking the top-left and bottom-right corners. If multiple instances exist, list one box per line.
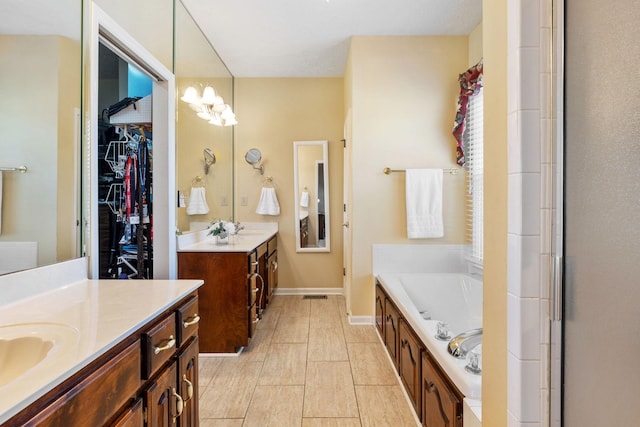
left=198, top=295, right=420, bottom=426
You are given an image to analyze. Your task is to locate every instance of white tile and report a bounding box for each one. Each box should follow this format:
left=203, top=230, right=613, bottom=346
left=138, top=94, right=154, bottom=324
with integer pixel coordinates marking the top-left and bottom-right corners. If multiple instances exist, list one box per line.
left=508, top=112, right=521, bottom=174
left=540, top=0, right=551, bottom=28
left=519, top=0, right=541, bottom=47
left=519, top=47, right=540, bottom=110
left=539, top=28, right=552, bottom=81
left=519, top=110, right=541, bottom=173
left=539, top=72, right=551, bottom=120
left=507, top=294, right=522, bottom=356
left=510, top=296, right=541, bottom=360
left=539, top=254, right=550, bottom=300
left=508, top=410, right=522, bottom=427
left=508, top=0, right=519, bottom=54
left=540, top=163, right=552, bottom=210
left=508, top=353, right=541, bottom=423
left=540, top=118, right=551, bottom=163
left=508, top=234, right=522, bottom=295
left=521, top=173, right=540, bottom=235
left=508, top=51, right=520, bottom=114
left=521, top=235, right=541, bottom=297
left=508, top=174, right=523, bottom=235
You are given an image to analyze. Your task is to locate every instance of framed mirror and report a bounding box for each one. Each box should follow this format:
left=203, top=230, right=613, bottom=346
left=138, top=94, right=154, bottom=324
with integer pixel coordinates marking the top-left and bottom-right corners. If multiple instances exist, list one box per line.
left=294, top=140, right=330, bottom=252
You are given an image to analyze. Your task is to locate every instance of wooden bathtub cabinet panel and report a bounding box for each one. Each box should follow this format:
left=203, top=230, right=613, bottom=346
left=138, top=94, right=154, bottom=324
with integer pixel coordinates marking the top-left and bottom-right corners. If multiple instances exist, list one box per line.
left=375, top=283, right=385, bottom=337
left=399, top=319, right=423, bottom=418
left=384, top=298, right=400, bottom=370
left=421, top=352, right=463, bottom=427
left=178, top=251, right=251, bottom=353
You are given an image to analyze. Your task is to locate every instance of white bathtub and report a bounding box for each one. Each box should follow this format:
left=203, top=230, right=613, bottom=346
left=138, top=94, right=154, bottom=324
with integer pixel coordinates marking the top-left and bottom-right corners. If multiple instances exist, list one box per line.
left=376, top=273, right=483, bottom=399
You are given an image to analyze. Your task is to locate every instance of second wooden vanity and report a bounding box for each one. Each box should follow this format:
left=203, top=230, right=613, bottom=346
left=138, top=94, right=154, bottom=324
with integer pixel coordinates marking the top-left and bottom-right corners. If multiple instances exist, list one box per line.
left=176, top=224, right=278, bottom=353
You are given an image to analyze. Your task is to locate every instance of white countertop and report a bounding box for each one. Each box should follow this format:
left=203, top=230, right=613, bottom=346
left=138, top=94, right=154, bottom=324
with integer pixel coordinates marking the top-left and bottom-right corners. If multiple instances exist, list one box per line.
left=0, top=260, right=203, bottom=424
left=177, top=222, right=278, bottom=253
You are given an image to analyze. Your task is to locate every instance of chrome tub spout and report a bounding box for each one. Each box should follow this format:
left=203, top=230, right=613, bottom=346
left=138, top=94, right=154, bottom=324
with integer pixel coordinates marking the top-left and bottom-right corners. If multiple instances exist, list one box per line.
left=447, top=328, right=483, bottom=358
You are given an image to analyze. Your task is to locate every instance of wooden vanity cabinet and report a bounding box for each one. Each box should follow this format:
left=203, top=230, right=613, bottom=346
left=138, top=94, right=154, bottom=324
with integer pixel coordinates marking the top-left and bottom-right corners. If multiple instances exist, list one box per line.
left=384, top=297, right=401, bottom=370
left=266, top=235, right=278, bottom=303
left=375, top=283, right=386, bottom=336
left=421, top=351, right=463, bottom=427
left=399, top=319, right=424, bottom=418
left=300, top=216, right=309, bottom=246
left=256, top=241, right=268, bottom=312
left=9, top=293, right=200, bottom=427
left=178, top=250, right=261, bottom=353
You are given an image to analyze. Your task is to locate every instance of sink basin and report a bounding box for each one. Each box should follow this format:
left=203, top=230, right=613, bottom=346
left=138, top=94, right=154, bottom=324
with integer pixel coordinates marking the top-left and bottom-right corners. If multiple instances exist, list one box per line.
left=0, top=323, right=79, bottom=387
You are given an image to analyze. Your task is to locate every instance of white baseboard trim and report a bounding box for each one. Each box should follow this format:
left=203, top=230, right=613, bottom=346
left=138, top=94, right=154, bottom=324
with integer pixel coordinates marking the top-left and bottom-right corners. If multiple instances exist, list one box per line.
left=349, top=315, right=374, bottom=325
left=273, top=287, right=344, bottom=296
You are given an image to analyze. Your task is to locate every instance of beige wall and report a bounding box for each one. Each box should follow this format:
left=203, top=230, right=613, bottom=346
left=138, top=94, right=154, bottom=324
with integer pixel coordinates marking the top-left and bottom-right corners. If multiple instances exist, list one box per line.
left=0, top=36, right=80, bottom=265
left=469, top=22, right=484, bottom=67
left=346, top=36, right=468, bottom=316
left=234, top=78, right=344, bottom=290
left=482, top=0, right=508, bottom=425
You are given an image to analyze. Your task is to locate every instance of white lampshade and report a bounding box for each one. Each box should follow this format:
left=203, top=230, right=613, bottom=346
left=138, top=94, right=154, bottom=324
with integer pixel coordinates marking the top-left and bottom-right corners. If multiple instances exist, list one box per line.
left=181, top=86, right=199, bottom=104
left=201, top=86, right=216, bottom=105
left=223, top=116, right=238, bottom=126
left=220, top=105, right=235, bottom=120
left=197, top=106, right=212, bottom=120
left=208, top=112, right=223, bottom=126
left=213, top=95, right=224, bottom=106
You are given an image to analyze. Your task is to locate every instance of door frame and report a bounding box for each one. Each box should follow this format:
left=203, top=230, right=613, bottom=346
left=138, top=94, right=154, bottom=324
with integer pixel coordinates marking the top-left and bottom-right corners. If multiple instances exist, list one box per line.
left=86, top=4, right=176, bottom=279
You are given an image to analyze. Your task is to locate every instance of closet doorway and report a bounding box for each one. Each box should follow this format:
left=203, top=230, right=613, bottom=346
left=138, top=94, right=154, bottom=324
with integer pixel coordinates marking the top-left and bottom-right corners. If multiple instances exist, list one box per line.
left=87, top=5, right=176, bottom=279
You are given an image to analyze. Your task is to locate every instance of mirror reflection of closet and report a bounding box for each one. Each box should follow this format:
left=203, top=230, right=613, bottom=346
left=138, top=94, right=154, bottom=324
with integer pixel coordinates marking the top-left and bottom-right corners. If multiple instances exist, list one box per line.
left=0, top=0, right=82, bottom=275
left=294, top=140, right=330, bottom=252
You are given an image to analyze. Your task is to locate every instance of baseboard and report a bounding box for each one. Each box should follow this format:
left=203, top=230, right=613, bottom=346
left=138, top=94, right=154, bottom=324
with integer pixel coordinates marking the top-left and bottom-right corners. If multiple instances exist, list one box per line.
left=273, top=287, right=344, bottom=296
left=348, top=315, right=374, bottom=325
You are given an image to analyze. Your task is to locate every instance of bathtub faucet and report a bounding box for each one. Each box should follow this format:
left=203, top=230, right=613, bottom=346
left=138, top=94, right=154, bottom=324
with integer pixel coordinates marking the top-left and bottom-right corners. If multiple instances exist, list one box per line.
left=447, top=328, right=482, bottom=358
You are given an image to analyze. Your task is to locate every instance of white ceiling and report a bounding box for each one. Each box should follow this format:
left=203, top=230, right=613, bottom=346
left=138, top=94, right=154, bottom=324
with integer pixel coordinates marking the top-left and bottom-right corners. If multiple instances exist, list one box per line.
left=182, top=0, right=482, bottom=78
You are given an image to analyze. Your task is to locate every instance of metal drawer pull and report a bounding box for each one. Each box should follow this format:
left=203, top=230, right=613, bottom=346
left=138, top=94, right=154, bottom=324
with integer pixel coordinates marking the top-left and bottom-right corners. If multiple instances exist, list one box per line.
left=182, top=374, right=194, bottom=402
left=153, top=335, right=176, bottom=354
left=252, top=287, right=259, bottom=294
left=271, top=261, right=278, bottom=271
left=252, top=318, right=260, bottom=324
left=172, top=387, right=184, bottom=420
left=183, top=315, right=200, bottom=328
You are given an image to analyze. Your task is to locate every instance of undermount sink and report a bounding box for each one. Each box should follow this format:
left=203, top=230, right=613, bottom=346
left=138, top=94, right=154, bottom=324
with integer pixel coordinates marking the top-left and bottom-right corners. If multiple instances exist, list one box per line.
left=0, top=322, right=79, bottom=387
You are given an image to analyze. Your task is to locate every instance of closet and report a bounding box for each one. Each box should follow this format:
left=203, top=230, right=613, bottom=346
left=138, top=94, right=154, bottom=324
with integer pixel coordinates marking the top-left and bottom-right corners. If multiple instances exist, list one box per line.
left=97, top=43, right=154, bottom=279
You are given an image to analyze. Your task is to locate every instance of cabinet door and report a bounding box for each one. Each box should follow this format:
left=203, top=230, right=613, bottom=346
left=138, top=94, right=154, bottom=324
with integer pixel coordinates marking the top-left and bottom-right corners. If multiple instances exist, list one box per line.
left=399, top=320, right=423, bottom=417
left=384, top=298, right=400, bottom=370
left=111, top=398, right=144, bottom=427
left=145, top=361, right=180, bottom=427
left=375, top=284, right=385, bottom=336
left=421, top=353, right=462, bottom=427
left=267, top=250, right=278, bottom=301
left=177, top=337, right=199, bottom=427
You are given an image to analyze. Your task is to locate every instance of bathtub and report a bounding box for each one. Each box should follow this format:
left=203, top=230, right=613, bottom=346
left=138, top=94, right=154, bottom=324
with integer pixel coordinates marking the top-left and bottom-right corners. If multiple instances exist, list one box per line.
left=376, top=273, right=483, bottom=399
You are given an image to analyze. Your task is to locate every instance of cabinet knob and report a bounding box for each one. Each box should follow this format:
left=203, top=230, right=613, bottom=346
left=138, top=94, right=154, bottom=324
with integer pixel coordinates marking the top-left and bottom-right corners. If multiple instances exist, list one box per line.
left=153, top=335, right=176, bottom=355
left=171, top=387, right=184, bottom=421
left=183, top=314, right=200, bottom=328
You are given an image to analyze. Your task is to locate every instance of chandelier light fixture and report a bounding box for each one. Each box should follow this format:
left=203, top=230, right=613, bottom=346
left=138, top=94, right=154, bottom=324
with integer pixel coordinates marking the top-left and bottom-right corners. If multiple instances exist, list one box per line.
left=180, top=84, right=237, bottom=126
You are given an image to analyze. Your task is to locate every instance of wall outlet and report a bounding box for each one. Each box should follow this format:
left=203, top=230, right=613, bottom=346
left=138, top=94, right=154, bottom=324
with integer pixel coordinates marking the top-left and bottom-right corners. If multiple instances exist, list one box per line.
left=240, top=196, right=248, bottom=206
left=220, top=196, right=228, bottom=206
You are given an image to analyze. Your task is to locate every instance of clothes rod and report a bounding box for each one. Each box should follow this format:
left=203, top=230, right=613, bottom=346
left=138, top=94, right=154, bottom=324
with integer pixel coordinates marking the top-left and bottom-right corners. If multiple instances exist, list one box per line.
left=0, top=165, right=28, bottom=173
left=383, top=167, right=458, bottom=175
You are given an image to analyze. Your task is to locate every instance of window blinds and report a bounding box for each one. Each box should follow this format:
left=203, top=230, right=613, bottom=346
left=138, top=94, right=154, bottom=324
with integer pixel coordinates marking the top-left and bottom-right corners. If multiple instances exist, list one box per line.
left=464, top=88, right=484, bottom=266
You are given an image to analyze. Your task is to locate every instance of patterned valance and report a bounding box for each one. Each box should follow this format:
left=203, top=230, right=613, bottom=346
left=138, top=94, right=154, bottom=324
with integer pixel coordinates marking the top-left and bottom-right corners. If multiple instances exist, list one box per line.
left=452, top=59, right=483, bottom=166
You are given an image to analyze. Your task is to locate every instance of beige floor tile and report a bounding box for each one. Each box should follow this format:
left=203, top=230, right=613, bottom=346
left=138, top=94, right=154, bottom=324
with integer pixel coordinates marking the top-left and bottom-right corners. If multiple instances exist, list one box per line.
left=347, top=342, right=398, bottom=385
left=355, top=385, right=420, bottom=427
left=199, top=359, right=264, bottom=418
left=199, top=419, right=244, bottom=427
left=309, top=298, right=344, bottom=329
left=308, top=326, right=348, bottom=361
left=278, top=296, right=311, bottom=317
left=198, top=357, right=224, bottom=397
left=240, top=325, right=273, bottom=362
left=304, top=361, right=359, bottom=418
left=272, top=315, right=310, bottom=343
left=302, top=418, right=362, bottom=427
left=243, top=385, right=304, bottom=427
left=342, top=323, right=380, bottom=343
left=258, top=305, right=282, bottom=330
left=258, top=343, right=308, bottom=385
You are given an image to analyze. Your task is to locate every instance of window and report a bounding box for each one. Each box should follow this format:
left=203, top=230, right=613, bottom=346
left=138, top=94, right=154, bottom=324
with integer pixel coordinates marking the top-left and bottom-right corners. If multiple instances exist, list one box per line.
left=464, top=88, right=484, bottom=267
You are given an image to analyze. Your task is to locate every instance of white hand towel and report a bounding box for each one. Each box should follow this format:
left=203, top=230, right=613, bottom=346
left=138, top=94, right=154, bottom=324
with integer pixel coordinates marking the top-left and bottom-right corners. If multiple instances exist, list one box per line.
left=300, top=191, right=309, bottom=208
left=186, top=187, right=209, bottom=215
left=256, top=187, right=280, bottom=215
left=406, top=169, right=444, bottom=238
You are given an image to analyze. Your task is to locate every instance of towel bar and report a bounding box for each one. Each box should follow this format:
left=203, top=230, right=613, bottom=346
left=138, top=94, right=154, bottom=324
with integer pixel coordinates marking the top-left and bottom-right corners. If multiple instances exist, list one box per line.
left=383, top=167, right=458, bottom=175
left=0, top=166, right=28, bottom=173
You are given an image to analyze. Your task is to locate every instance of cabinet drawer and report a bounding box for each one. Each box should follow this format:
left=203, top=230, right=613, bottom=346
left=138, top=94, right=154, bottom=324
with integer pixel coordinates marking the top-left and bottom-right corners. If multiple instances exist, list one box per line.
left=176, top=295, right=200, bottom=346
left=143, top=312, right=177, bottom=379
left=267, top=235, right=277, bottom=254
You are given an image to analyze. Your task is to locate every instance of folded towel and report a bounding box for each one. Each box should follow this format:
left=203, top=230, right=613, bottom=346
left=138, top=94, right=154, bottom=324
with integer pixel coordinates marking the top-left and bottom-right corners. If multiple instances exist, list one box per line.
left=300, top=191, right=309, bottom=208
left=406, top=169, right=444, bottom=238
left=256, top=187, right=280, bottom=215
left=186, top=187, right=209, bottom=215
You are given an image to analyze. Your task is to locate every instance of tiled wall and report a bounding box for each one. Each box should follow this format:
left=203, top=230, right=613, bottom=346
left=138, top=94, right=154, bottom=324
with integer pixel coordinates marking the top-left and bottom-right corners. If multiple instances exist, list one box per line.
left=507, top=0, right=552, bottom=426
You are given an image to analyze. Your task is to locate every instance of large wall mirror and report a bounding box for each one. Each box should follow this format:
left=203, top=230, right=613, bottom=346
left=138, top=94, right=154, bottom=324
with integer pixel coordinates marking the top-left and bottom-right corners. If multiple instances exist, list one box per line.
left=0, top=0, right=82, bottom=275
left=174, top=0, right=234, bottom=233
left=294, top=140, right=330, bottom=252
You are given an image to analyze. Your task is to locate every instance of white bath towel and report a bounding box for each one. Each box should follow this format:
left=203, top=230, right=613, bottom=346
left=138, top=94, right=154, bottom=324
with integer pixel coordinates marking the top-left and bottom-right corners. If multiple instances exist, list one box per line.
left=406, top=169, right=444, bottom=238
left=186, top=187, right=209, bottom=215
left=256, top=187, right=280, bottom=215
left=299, top=191, right=309, bottom=208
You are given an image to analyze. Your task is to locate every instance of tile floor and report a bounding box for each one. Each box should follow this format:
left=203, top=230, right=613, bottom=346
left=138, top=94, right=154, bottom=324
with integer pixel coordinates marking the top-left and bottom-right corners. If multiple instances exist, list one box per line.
left=198, top=295, right=420, bottom=426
